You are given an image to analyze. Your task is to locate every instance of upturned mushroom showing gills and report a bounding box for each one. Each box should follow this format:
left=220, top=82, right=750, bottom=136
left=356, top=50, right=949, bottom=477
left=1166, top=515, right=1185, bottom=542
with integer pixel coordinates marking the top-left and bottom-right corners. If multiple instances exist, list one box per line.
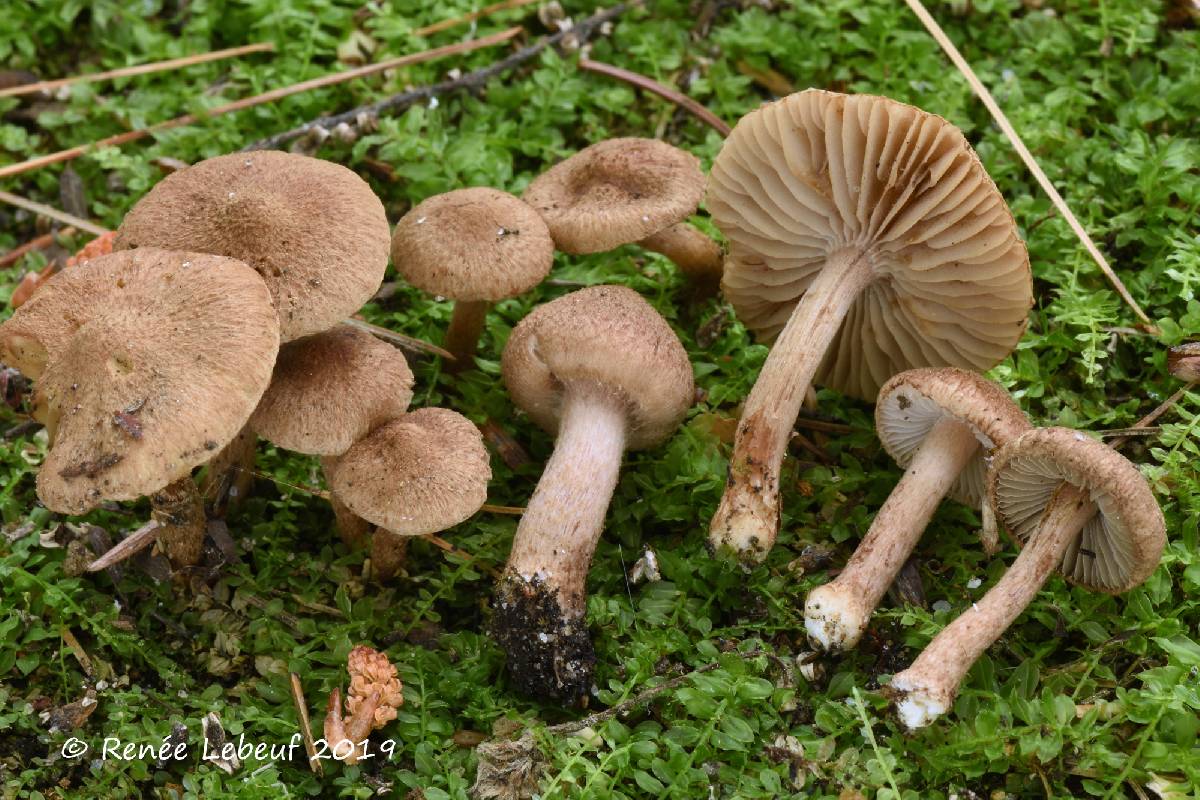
left=522, top=138, right=724, bottom=291
left=493, top=285, right=694, bottom=702
left=0, top=249, right=279, bottom=565
left=804, top=368, right=1030, bottom=652
left=114, top=150, right=390, bottom=342
left=889, top=427, right=1165, bottom=729
left=705, top=89, right=1033, bottom=564
left=1168, top=342, right=1200, bottom=383
left=327, top=408, right=491, bottom=580
left=390, top=187, right=554, bottom=368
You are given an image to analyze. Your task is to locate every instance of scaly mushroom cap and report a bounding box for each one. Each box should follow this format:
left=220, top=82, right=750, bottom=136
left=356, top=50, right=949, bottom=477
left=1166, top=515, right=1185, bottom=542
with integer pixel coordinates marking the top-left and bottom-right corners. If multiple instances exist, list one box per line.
left=391, top=187, right=554, bottom=301
left=989, top=427, right=1165, bottom=594
left=114, top=151, right=389, bottom=341
left=0, top=249, right=279, bottom=514
left=522, top=138, right=705, bottom=254
left=329, top=408, right=491, bottom=536
left=876, top=367, right=1030, bottom=505
left=249, top=324, right=413, bottom=456
left=501, top=285, right=694, bottom=450
left=708, top=89, right=1033, bottom=400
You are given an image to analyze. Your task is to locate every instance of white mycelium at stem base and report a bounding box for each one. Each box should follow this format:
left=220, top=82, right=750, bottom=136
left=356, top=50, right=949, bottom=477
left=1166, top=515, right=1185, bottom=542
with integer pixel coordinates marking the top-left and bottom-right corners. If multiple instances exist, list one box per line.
left=805, top=416, right=979, bottom=651
left=704, top=89, right=1034, bottom=564
left=493, top=382, right=626, bottom=699
left=709, top=249, right=874, bottom=561
left=890, top=484, right=1095, bottom=729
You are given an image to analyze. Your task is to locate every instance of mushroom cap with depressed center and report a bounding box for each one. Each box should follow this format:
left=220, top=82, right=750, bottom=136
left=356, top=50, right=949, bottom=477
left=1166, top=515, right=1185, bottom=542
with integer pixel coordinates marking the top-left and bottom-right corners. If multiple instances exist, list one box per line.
left=501, top=285, right=694, bottom=450
left=522, top=138, right=705, bottom=254
left=114, top=150, right=390, bottom=342
left=875, top=367, right=1030, bottom=506
left=391, top=188, right=554, bottom=301
left=329, top=408, right=491, bottom=536
left=0, top=249, right=279, bottom=514
left=249, top=324, right=413, bottom=456
left=708, top=89, right=1033, bottom=400
left=988, top=427, right=1165, bottom=594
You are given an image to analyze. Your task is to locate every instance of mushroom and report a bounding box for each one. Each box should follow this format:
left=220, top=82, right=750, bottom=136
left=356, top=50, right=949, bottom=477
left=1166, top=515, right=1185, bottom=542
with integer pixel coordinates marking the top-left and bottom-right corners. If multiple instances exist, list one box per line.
left=247, top=323, right=414, bottom=571
left=390, top=187, right=554, bottom=368
left=889, top=427, right=1165, bottom=728
left=1168, top=342, right=1200, bottom=383
left=705, top=89, right=1033, bottom=564
left=0, top=249, right=279, bottom=565
left=114, top=150, right=390, bottom=342
left=327, top=408, right=491, bottom=581
left=522, top=138, right=724, bottom=291
left=492, top=285, right=694, bottom=702
left=804, top=368, right=1030, bottom=652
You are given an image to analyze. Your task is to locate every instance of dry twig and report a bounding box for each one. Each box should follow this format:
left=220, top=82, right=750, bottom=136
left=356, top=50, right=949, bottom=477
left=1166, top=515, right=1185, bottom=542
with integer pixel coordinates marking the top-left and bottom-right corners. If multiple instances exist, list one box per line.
left=0, top=191, right=108, bottom=237
left=903, top=0, right=1155, bottom=331
left=0, top=28, right=522, bottom=181
left=578, top=58, right=731, bottom=135
left=414, top=0, right=540, bottom=37
left=244, top=3, right=633, bottom=151
left=0, top=43, right=276, bottom=99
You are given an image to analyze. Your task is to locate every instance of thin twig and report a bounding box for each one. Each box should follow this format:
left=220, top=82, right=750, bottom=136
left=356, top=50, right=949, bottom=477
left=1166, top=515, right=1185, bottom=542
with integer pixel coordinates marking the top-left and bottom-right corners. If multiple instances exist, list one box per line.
left=343, top=317, right=455, bottom=360
left=0, top=29, right=522, bottom=181
left=244, top=3, right=632, bottom=151
left=289, top=673, right=324, bottom=776
left=0, top=191, right=108, bottom=237
left=413, top=0, right=539, bottom=37
left=1109, top=382, right=1195, bottom=451
left=60, top=627, right=95, bottom=677
left=0, top=228, right=76, bottom=269
left=794, top=417, right=854, bottom=435
left=0, top=43, right=276, bottom=99
left=86, top=520, right=161, bottom=572
left=903, top=0, right=1155, bottom=331
left=578, top=58, right=731, bottom=136
left=480, top=503, right=524, bottom=515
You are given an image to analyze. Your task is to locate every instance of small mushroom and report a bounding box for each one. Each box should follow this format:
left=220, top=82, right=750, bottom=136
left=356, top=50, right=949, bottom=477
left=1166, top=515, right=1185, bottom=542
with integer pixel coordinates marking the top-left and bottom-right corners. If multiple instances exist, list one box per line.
left=706, top=89, right=1033, bottom=564
left=492, top=285, right=694, bottom=702
left=0, top=249, right=279, bottom=566
left=889, top=427, right=1165, bottom=728
left=249, top=323, right=414, bottom=457
left=390, top=187, right=554, bottom=368
left=522, top=138, right=724, bottom=291
left=1168, top=342, right=1200, bottom=383
left=114, top=151, right=390, bottom=342
left=805, top=368, right=1030, bottom=652
left=327, top=408, right=491, bottom=581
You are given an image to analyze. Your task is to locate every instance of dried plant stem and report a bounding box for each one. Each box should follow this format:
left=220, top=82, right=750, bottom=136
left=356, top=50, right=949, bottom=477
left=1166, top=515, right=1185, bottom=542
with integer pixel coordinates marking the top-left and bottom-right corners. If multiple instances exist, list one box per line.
left=289, top=673, right=324, bottom=776
left=413, top=0, right=539, bottom=36
left=1109, top=382, right=1196, bottom=451
left=344, top=317, right=456, bottom=360
left=578, top=58, right=731, bottom=136
left=86, top=520, right=161, bottom=572
left=0, top=228, right=77, bottom=268
left=0, top=43, right=275, bottom=99
left=0, top=28, right=522, bottom=181
left=0, top=191, right=108, bottom=237
left=903, top=0, right=1154, bottom=330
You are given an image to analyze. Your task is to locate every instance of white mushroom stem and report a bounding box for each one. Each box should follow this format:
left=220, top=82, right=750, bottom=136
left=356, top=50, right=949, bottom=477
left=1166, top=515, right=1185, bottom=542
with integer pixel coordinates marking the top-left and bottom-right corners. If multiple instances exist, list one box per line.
left=890, top=482, right=1096, bottom=729
left=804, top=417, right=980, bottom=652
left=505, top=380, right=626, bottom=614
left=493, top=380, right=626, bottom=701
left=710, top=249, right=875, bottom=563
left=444, top=300, right=491, bottom=370
left=639, top=222, right=723, bottom=291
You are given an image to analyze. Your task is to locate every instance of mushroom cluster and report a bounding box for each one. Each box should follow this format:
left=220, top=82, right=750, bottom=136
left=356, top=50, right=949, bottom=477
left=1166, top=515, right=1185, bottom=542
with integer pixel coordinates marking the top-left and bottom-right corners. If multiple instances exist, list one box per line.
left=0, top=85, right=1170, bottom=732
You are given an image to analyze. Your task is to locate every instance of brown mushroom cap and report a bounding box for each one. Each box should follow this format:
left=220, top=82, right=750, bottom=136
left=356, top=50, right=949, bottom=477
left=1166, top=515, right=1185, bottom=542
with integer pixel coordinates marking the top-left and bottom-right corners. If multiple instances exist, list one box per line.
left=390, top=187, right=554, bottom=301
left=114, top=151, right=390, bottom=342
left=708, top=89, right=1033, bottom=400
left=0, top=249, right=279, bottom=514
left=328, top=408, right=491, bottom=536
left=522, top=138, right=705, bottom=254
left=501, top=285, right=694, bottom=450
left=249, top=324, right=413, bottom=456
left=989, top=427, right=1166, bottom=593
left=876, top=367, right=1030, bottom=505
